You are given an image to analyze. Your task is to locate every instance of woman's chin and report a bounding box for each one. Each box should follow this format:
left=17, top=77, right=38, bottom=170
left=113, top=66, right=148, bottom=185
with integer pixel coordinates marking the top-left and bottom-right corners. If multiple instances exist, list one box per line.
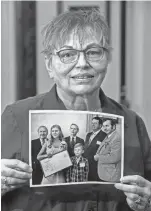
left=69, top=86, right=99, bottom=96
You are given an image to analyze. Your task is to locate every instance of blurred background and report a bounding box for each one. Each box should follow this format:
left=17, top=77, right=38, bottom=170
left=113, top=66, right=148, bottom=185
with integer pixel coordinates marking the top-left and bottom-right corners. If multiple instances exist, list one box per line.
left=1, top=1, right=151, bottom=137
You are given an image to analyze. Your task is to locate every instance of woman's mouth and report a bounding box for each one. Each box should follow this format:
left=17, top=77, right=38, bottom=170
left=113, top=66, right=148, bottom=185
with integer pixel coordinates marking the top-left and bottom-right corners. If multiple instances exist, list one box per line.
left=71, top=74, right=94, bottom=82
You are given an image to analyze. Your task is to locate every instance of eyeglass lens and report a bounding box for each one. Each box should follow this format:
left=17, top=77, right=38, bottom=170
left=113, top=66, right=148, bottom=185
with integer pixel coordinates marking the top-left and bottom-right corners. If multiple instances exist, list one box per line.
left=57, top=47, right=104, bottom=64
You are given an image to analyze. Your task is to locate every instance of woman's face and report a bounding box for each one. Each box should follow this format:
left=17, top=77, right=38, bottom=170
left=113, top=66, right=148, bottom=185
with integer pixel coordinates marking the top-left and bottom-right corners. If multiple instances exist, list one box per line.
left=46, top=31, right=109, bottom=96
left=51, top=127, right=60, bottom=139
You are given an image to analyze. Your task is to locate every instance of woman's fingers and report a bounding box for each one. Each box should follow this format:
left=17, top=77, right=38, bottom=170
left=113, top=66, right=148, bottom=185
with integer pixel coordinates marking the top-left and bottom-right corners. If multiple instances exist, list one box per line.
left=115, top=175, right=151, bottom=211
left=114, top=183, right=144, bottom=195
left=124, top=191, right=148, bottom=206
left=1, top=159, right=32, bottom=173
left=126, top=197, right=146, bottom=211
left=121, top=175, right=150, bottom=187
left=1, top=176, right=28, bottom=185
left=1, top=159, right=32, bottom=196
left=1, top=159, right=32, bottom=182
left=119, top=175, right=151, bottom=198
left=1, top=166, right=32, bottom=179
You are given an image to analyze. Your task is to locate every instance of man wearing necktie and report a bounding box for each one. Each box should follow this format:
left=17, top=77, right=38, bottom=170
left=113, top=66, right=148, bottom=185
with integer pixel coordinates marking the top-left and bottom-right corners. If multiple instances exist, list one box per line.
left=65, top=123, right=84, bottom=157
left=31, top=125, right=48, bottom=184
left=84, top=117, right=107, bottom=181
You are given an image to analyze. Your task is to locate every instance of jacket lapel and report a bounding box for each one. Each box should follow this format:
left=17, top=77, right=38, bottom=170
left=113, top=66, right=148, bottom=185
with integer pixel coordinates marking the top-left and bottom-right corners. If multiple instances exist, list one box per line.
left=85, top=133, right=92, bottom=149
left=39, top=85, right=67, bottom=110
left=97, top=139, right=107, bottom=153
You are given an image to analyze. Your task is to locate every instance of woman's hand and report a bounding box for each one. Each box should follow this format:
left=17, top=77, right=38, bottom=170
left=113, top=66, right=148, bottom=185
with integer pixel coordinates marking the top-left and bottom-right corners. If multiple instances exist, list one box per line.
left=114, top=175, right=151, bottom=211
left=1, top=159, right=32, bottom=196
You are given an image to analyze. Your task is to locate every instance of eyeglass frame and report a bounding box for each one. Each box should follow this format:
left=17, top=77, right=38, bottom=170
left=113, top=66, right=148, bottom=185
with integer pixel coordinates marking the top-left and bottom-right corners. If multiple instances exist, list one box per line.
left=52, top=46, right=109, bottom=64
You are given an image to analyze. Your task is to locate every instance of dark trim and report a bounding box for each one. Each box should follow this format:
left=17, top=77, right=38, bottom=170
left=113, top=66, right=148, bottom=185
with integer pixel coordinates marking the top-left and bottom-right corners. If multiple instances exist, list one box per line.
left=120, top=1, right=126, bottom=102
left=57, top=1, right=63, bottom=15
left=106, top=1, right=110, bottom=28
left=120, top=1, right=126, bottom=87
left=69, top=6, right=99, bottom=12
left=120, top=1, right=129, bottom=107
left=17, top=1, right=37, bottom=100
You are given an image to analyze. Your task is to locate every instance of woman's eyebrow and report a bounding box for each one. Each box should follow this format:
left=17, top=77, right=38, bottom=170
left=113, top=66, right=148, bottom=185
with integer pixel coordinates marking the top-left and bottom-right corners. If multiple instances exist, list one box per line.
left=85, top=43, right=102, bottom=49
left=59, top=43, right=102, bottom=50
left=60, top=45, right=74, bottom=49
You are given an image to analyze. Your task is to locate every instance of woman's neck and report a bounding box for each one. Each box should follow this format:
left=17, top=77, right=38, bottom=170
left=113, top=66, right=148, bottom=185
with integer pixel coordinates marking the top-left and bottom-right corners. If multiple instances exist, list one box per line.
left=53, top=138, right=60, bottom=142
left=57, top=87, right=102, bottom=111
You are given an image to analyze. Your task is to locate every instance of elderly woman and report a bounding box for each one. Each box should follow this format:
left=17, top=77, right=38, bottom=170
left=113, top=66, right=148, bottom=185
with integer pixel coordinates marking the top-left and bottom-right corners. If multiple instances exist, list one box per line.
left=37, top=124, right=67, bottom=184
left=1, top=9, right=151, bottom=211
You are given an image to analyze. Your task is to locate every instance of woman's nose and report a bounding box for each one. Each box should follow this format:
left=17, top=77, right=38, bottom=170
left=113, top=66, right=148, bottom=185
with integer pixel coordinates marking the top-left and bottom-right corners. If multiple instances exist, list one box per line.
left=76, top=52, right=89, bottom=68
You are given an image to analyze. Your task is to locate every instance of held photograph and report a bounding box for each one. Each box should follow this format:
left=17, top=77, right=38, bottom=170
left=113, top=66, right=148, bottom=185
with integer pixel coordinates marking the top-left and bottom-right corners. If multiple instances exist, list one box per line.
left=29, top=110, right=124, bottom=187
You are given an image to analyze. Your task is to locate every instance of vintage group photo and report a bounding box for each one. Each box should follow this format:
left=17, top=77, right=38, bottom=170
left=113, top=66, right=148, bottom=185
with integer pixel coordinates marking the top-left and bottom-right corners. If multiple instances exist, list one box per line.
left=29, top=110, right=124, bottom=187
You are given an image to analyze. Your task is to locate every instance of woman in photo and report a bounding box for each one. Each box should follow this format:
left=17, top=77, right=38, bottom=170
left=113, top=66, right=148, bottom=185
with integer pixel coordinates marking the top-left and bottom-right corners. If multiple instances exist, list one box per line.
left=37, top=124, right=67, bottom=184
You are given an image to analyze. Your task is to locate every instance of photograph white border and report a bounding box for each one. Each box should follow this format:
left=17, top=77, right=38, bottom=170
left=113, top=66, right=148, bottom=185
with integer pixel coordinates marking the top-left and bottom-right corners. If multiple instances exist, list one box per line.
left=29, top=110, right=124, bottom=188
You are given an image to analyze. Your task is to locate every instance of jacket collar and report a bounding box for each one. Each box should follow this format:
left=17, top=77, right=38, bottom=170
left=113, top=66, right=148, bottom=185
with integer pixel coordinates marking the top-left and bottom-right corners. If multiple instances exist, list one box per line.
left=40, top=85, right=66, bottom=110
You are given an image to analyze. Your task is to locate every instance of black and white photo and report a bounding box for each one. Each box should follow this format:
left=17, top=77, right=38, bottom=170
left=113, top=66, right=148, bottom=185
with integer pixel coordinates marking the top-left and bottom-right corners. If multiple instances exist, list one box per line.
left=29, top=110, right=124, bottom=187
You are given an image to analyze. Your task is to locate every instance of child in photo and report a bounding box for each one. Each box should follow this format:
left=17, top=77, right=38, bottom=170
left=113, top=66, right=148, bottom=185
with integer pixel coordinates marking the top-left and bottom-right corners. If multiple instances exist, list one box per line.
left=66, top=143, right=89, bottom=182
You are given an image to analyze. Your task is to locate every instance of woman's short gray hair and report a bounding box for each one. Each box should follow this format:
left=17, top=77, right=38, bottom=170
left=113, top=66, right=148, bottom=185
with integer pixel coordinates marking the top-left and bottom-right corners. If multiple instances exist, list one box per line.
left=42, top=8, right=110, bottom=57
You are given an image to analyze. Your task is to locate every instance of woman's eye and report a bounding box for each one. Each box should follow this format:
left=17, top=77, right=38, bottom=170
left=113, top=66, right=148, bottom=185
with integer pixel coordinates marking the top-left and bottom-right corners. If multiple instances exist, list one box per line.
left=64, top=53, right=71, bottom=58
left=87, top=50, right=100, bottom=55
left=86, top=48, right=104, bottom=57
left=59, top=50, right=76, bottom=58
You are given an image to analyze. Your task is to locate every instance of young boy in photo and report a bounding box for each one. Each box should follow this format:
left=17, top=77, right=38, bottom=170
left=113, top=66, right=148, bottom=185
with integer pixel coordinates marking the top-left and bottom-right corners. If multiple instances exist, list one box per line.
left=66, top=143, right=89, bottom=182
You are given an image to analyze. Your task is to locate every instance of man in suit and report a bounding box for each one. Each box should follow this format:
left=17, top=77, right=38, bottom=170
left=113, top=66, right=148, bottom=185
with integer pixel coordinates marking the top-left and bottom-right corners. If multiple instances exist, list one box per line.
left=94, top=118, right=121, bottom=182
left=65, top=123, right=84, bottom=157
left=31, top=125, right=48, bottom=185
left=83, top=117, right=106, bottom=181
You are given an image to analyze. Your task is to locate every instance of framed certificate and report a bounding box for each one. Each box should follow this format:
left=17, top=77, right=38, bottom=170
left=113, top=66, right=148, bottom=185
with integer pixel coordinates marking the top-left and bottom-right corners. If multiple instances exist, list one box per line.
left=40, top=150, right=72, bottom=177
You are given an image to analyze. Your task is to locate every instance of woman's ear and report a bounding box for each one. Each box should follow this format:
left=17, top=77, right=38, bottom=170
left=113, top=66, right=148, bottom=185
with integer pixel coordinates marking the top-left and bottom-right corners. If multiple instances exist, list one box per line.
left=45, top=56, right=54, bottom=79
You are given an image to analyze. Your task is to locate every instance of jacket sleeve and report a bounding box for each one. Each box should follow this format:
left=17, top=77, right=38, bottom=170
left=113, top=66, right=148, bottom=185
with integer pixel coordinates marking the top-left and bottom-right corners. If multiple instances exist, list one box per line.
left=1, top=105, right=22, bottom=159
left=136, top=115, right=151, bottom=181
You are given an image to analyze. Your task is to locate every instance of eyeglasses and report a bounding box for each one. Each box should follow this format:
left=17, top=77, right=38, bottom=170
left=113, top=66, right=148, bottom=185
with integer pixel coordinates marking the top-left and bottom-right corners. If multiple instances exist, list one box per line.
left=55, top=47, right=107, bottom=64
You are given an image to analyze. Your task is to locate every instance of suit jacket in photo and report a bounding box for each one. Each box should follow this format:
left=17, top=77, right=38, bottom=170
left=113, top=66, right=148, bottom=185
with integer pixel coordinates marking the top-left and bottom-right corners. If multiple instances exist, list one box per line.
left=31, top=138, right=43, bottom=185
left=83, top=130, right=106, bottom=181
left=95, top=130, right=121, bottom=182
left=64, top=136, right=84, bottom=157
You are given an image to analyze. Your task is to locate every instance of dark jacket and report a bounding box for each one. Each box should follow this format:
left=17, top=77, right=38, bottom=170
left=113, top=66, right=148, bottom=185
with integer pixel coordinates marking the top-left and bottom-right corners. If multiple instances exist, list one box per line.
left=1, top=85, right=151, bottom=211
left=31, top=138, right=43, bottom=185
left=65, top=136, right=84, bottom=157
left=84, top=130, right=106, bottom=181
